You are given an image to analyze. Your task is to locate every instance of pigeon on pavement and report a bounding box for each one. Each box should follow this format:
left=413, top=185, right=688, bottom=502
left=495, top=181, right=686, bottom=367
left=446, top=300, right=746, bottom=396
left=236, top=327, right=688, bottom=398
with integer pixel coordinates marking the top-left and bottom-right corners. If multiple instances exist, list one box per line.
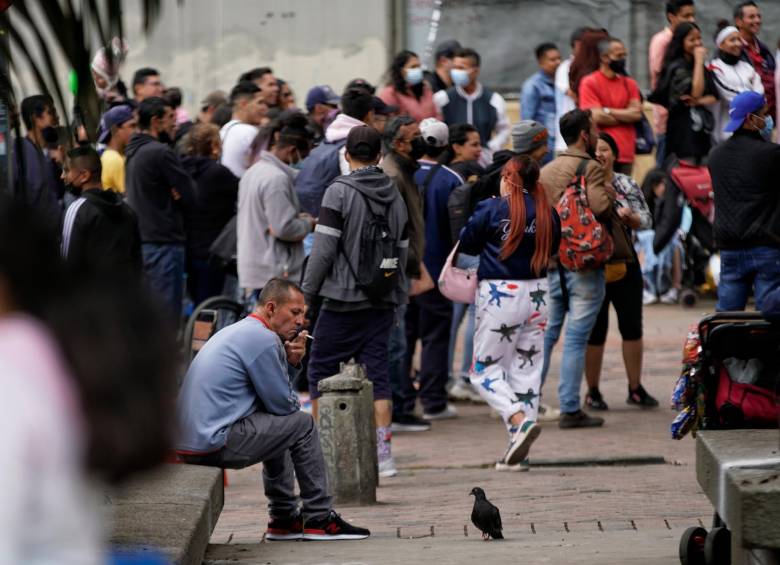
left=469, top=487, right=503, bottom=540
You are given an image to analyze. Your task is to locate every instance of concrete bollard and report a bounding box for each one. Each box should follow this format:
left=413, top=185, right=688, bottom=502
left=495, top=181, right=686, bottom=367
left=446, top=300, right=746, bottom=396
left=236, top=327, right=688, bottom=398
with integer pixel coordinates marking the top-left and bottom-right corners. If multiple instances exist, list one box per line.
left=316, top=362, right=377, bottom=505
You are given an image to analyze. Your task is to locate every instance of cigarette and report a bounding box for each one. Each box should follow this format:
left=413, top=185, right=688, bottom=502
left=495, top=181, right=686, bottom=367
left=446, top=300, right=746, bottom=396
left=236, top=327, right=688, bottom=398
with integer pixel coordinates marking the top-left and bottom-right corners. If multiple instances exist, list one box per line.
left=304, top=334, right=314, bottom=340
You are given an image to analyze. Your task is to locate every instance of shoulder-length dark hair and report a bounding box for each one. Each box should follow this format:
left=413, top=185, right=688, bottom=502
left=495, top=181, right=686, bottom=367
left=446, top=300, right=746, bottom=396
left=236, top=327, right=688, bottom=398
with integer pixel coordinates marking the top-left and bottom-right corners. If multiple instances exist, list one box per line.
left=387, top=49, right=424, bottom=100
left=663, top=21, right=700, bottom=68
left=569, top=28, right=609, bottom=96
left=0, top=196, right=177, bottom=484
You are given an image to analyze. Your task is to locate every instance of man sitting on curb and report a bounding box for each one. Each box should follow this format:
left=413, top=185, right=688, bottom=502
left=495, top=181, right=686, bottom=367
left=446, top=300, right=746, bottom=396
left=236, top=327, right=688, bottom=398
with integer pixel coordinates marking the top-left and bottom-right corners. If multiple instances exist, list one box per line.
left=176, top=278, right=370, bottom=541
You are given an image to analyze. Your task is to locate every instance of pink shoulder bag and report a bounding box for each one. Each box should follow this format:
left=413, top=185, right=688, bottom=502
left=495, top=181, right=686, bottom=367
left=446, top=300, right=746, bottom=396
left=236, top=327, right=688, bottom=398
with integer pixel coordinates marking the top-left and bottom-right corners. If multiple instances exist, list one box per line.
left=438, top=241, right=478, bottom=304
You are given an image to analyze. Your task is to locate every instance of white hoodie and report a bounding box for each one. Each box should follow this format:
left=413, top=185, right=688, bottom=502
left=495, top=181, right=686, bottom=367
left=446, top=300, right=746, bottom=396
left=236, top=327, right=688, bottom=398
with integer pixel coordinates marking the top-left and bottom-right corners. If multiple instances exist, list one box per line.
left=324, top=113, right=367, bottom=175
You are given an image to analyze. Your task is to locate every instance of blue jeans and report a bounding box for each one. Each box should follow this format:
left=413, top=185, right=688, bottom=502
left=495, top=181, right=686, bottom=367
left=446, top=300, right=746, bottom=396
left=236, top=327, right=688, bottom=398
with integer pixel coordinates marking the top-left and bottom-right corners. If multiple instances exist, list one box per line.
left=636, top=229, right=683, bottom=296
left=448, top=302, right=475, bottom=379
left=717, top=246, right=780, bottom=311
left=142, top=243, right=185, bottom=324
left=541, top=268, right=606, bottom=414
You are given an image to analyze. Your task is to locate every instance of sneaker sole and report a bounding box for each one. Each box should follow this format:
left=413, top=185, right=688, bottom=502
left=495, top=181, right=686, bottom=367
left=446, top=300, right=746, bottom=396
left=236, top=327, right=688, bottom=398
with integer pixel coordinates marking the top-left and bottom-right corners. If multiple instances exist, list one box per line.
left=504, top=424, right=541, bottom=465
left=390, top=423, right=431, bottom=433
left=379, top=468, right=398, bottom=478
left=266, top=532, right=303, bottom=541
left=302, top=532, right=370, bottom=541
left=422, top=410, right=458, bottom=421
left=495, top=462, right=530, bottom=472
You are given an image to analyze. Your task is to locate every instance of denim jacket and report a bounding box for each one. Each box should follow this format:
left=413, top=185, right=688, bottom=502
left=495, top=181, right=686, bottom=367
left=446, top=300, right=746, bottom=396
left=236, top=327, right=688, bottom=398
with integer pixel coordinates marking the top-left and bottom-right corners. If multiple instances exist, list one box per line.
left=520, top=70, right=557, bottom=153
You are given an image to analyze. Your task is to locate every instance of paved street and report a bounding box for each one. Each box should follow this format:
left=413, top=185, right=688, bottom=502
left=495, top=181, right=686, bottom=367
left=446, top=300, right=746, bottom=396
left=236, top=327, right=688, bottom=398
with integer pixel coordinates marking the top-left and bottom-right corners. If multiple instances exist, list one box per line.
left=205, top=302, right=717, bottom=564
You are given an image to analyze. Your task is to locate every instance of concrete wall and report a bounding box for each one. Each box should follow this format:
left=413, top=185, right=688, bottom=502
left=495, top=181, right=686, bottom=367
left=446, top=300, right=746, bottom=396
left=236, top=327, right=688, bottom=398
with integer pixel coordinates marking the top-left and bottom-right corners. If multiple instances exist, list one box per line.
left=10, top=1, right=780, bottom=116
left=120, top=0, right=393, bottom=113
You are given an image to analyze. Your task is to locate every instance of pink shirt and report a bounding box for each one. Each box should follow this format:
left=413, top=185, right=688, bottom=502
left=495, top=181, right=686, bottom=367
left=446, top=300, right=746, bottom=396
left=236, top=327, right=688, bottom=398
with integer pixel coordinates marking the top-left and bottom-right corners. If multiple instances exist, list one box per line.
left=378, top=84, right=441, bottom=123
left=649, top=28, right=672, bottom=134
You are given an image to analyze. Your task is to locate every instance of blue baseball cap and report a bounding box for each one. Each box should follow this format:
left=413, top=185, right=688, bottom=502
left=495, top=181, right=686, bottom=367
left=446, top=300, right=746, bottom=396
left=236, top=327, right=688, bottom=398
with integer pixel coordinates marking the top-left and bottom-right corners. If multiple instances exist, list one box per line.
left=97, top=104, right=135, bottom=144
left=305, top=85, right=340, bottom=112
left=724, top=91, right=766, bottom=133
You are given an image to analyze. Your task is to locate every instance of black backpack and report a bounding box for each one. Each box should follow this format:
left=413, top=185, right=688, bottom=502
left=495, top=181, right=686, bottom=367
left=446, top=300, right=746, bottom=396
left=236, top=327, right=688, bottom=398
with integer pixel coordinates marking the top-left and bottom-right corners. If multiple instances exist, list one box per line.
left=341, top=189, right=401, bottom=301
left=447, top=165, right=504, bottom=244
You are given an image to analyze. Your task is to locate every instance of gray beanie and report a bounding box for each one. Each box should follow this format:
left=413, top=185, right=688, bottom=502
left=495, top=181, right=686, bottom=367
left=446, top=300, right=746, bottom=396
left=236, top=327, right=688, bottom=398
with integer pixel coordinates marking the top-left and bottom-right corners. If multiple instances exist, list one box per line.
left=511, top=120, right=549, bottom=154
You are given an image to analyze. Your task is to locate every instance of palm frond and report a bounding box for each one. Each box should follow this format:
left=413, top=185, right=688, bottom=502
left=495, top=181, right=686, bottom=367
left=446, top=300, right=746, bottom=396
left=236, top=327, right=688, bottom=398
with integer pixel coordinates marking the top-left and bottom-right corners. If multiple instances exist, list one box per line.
left=5, top=0, right=174, bottom=140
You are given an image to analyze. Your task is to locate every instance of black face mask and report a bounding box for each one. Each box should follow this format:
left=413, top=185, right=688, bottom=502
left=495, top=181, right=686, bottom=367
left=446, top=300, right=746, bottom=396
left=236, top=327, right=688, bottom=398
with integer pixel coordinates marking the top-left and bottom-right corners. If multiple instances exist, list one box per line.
left=608, top=59, right=627, bottom=75
left=409, top=136, right=427, bottom=160
left=719, top=50, right=741, bottom=65
left=64, top=182, right=83, bottom=196
left=157, top=131, right=173, bottom=145
left=41, top=126, right=59, bottom=144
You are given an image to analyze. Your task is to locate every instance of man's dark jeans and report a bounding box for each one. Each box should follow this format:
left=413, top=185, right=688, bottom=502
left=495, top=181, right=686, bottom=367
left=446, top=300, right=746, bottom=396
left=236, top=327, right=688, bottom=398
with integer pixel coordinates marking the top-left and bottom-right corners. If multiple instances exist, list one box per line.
left=402, top=287, right=453, bottom=415
left=717, top=246, right=780, bottom=311
left=142, top=243, right=185, bottom=323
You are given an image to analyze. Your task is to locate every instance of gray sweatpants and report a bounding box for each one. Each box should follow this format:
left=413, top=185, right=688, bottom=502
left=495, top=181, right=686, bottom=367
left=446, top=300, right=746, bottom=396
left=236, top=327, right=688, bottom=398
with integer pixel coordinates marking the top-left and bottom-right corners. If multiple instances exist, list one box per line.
left=182, top=410, right=331, bottom=521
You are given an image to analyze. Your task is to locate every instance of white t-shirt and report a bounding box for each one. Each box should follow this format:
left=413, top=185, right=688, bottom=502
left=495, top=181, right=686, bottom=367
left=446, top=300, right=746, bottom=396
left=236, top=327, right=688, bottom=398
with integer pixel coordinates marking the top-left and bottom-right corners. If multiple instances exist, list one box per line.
left=220, top=119, right=260, bottom=178
left=554, top=57, right=576, bottom=153
left=0, top=316, right=102, bottom=564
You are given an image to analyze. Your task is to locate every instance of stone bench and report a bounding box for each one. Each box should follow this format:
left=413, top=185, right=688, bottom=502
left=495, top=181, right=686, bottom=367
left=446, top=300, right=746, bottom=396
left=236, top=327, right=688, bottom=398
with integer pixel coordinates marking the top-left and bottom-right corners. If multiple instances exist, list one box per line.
left=696, top=430, right=780, bottom=565
left=107, top=464, right=224, bottom=565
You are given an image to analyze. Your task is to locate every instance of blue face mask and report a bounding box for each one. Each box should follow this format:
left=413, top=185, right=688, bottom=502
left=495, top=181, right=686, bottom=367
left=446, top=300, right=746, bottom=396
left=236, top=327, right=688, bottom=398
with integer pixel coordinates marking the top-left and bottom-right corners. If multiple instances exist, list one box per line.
left=450, top=68, right=471, bottom=87
left=759, top=115, right=774, bottom=141
left=405, top=67, right=424, bottom=86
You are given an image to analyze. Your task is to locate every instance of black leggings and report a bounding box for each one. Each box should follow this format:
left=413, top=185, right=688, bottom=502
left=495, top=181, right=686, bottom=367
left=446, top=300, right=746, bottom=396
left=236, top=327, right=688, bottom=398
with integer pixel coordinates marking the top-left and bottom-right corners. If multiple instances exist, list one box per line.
left=588, top=260, right=643, bottom=346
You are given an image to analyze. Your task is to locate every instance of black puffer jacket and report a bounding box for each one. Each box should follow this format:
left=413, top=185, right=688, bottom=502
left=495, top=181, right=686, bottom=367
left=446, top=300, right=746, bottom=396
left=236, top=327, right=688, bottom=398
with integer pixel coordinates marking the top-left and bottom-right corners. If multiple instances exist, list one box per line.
left=180, top=156, right=239, bottom=259
left=708, top=129, right=780, bottom=250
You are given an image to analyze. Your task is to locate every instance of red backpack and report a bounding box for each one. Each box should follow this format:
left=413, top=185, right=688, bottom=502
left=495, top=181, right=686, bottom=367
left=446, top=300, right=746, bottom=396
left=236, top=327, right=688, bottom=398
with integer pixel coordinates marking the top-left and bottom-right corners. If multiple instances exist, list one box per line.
left=669, top=159, right=714, bottom=223
left=555, top=160, right=614, bottom=271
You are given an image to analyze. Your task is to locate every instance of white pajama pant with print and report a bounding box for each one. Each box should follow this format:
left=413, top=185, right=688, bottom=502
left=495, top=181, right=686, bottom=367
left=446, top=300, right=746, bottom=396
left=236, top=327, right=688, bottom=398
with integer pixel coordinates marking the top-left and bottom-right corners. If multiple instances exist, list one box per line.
left=469, top=278, right=549, bottom=426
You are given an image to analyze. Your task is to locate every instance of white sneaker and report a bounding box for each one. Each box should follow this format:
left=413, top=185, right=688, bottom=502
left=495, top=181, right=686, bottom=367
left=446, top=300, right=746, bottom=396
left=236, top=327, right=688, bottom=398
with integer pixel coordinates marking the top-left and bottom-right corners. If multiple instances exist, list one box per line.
left=378, top=455, right=398, bottom=478
left=660, top=287, right=679, bottom=304
left=503, top=420, right=541, bottom=465
left=422, top=404, right=458, bottom=421
left=495, top=458, right=530, bottom=472
left=537, top=403, right=560, bottom=422
left=448, top=380, right=485, bottom=404
left=643, top=289, right=658, bottom=305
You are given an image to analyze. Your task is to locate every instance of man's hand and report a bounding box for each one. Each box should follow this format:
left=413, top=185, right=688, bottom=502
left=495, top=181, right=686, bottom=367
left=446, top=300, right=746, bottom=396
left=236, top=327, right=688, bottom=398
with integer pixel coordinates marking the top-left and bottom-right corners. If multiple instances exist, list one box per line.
left=284, top=331, right=307, bottom=367
left=617, top=206, right=641, bottom=229
left=299, top=213, right=317, bottom=230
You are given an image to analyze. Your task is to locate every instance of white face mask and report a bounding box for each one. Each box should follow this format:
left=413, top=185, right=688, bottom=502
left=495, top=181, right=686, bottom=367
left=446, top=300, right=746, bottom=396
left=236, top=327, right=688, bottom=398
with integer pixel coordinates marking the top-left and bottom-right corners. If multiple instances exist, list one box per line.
left=405, top=67, right=424, bottom=85
left=450, top=69, right=471, bottom=87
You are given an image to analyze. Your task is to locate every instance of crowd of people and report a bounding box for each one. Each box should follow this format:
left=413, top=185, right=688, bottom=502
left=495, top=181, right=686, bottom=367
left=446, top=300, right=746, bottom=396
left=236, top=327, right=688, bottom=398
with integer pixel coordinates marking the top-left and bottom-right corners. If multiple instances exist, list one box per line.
left=5, top=0, right=780, bottom=555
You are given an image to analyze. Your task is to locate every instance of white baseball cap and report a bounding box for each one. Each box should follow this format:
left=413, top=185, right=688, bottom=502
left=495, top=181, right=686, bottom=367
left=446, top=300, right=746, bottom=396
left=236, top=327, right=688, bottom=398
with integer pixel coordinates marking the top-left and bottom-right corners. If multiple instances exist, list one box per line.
left=419, top=118, right=449, bottom=148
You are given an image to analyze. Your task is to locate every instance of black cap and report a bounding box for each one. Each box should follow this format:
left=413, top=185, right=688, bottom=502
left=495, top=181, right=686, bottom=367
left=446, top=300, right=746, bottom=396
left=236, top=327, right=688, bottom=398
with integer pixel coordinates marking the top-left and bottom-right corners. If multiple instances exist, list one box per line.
left=372, top=96, right=399, bottom=116
left=346, top=125, right=381, bottom=162
left=435, top=39, right=462, bottom=60
left=345, top=78, right=376, bottom=95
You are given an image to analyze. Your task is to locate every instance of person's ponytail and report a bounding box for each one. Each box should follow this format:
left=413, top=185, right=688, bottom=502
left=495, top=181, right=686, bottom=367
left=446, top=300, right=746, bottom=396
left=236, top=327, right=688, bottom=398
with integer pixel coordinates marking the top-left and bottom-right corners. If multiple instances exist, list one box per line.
left=499, top=155, right=553, bottom=276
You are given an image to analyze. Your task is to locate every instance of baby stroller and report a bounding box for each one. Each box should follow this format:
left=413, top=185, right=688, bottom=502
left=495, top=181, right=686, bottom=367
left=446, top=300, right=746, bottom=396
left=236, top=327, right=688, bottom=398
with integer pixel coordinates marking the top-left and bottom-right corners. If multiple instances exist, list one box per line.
left=672, top=312, right=780, bottom=564
left=653, top=157, right=717, bottom=307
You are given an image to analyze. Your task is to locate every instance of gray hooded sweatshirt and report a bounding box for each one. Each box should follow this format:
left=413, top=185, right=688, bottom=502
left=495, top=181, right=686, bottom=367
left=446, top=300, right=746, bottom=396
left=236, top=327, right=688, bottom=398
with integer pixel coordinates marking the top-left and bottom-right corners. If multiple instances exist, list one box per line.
left=237, top=151, right=312, bottom=290
left=302, top=166, right=409, bottom=310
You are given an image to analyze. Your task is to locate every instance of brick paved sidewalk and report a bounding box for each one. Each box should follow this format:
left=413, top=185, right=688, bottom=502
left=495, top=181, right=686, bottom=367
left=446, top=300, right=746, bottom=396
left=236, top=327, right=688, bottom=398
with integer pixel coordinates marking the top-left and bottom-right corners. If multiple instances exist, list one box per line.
left=204, top=302, right=719, bottom=564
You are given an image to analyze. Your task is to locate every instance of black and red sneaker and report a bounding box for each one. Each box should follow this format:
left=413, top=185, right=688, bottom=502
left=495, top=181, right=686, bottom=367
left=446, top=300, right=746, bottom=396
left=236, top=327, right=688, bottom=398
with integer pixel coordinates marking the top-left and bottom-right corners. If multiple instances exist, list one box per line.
left=302, top=511, right=370, bottom=541
left=266, top=513, right=303, bottom=541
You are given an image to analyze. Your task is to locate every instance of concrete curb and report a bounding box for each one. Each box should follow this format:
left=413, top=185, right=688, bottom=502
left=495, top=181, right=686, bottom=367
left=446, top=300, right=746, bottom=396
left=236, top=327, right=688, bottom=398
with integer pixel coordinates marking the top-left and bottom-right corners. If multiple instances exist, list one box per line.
left=401, top=455, right=667, bottom=471
left=107, top=464, right=224, bottom=565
